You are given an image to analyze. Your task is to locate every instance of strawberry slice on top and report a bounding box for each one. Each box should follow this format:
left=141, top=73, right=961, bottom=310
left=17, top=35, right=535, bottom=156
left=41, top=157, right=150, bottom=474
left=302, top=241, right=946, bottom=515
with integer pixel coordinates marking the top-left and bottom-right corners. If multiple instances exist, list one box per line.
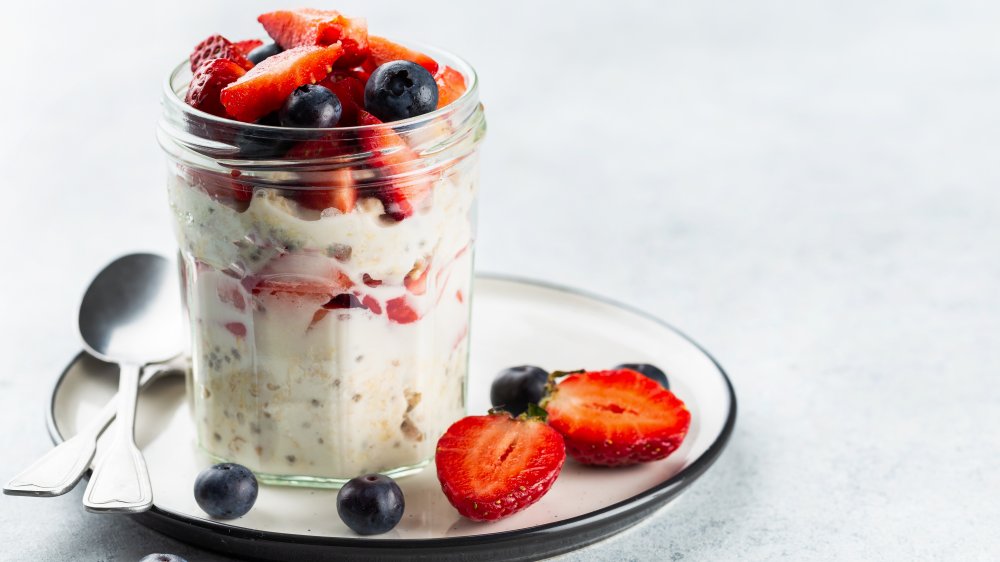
left=357, top=109, right=432, bottom=220
left=435, top=66, right=467, bottom=109
left=543, top=369, right=691, bottom=467
left=190, top=34, right=254, bottom=71
left=233, top=39, right=264, bottom=57
left=435, top=413, right=566, bottom=521
left=258, top=8, right=368, bottom=67
left=362, top=35, right=438, bottom=75
left=186, top=58, right=246, bottom=118
left=221, top=44, right=344, bottom=122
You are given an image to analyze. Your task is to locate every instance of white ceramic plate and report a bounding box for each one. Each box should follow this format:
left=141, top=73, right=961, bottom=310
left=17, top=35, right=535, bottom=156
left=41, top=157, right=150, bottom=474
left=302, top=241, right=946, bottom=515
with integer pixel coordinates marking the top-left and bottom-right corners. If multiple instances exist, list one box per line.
left=48, top=275, right=736, bottom=561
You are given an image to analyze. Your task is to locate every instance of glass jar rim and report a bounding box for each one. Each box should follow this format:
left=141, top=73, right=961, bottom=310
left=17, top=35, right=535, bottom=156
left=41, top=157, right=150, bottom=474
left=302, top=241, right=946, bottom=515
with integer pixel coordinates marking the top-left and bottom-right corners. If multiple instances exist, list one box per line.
left=161, top=39, right=479, bottom=134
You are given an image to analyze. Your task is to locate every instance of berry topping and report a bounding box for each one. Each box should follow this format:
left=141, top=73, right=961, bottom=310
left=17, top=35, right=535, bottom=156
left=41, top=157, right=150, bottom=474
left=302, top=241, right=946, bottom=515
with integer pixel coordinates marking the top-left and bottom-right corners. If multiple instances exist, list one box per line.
left=357, top=109, right=432, bottom=220
left=490, top=365, right=549, bottom=416
left=364, top=61, right=439, bottom=122
left=193, top=463, right=259, bottom=519
left=296, top=168, right=357, bottom=213
left=435, top=413, right=566, bottom=521
left=543, top=370, right=691, bottom=467
left=434, top=66, right=467, bottom=109
left=189, top=34, right=253, bottom=72
left=279, top=84, right=342, bottom=128
left=336, top=473, right=405, bottom=535
left=363, top=36, right=438, bottom=75
left=139, top=555, right=188, bottom=562
left=246, top=41, right=283, bottom=65
left=614, top=363, right=670, bottom=389
left=221, top=44, right=344, bottom=122
left=319, top=75, right=366, bottom=125
left=233, top=39, right=264, bottom=57
left=385, top=295, right=420, bottom=324
left=185, top=58, right=246, bottom=117
left=258, top=8, right=368, bottom=67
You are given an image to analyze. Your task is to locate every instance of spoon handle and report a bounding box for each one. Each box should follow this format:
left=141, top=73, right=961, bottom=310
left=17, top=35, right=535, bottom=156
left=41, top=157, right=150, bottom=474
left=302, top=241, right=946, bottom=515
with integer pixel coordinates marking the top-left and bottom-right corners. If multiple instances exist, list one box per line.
left=3, top=363, right=167, bottom=497
left=82, top=362, right=153, bottom=513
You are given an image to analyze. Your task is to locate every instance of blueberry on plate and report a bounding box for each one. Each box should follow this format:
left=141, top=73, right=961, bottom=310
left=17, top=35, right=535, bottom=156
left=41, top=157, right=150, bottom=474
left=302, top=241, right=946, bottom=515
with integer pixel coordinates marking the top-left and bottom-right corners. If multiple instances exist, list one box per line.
left=279, top=84, right=342, bottom=128
left=490, top=365, right=549, bottom=416
left=139, top=555, right=188, bottom=562
left=615, top=363, right=670, bottom=389
left=364, top=60, right=439, bottom=122
left=247, top=42, right=283, bottom=65
left=337, top=473, right=405, bottom=535
left=193, top=463, right=258, bottom=519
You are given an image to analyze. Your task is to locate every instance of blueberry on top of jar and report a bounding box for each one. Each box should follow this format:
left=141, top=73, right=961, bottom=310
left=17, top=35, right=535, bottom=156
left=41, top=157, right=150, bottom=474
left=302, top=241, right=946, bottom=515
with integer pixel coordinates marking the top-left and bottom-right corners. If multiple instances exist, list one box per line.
left=247, top=42, right=283, bottom=65
left=364, top=60, right=439, bottom=122
left=279, top=84, right=342, bottom=128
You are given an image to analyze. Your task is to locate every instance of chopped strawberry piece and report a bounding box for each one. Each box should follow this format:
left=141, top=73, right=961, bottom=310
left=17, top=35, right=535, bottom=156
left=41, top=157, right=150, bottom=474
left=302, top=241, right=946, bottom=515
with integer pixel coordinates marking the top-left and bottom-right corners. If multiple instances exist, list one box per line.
left=190, top=34, right=253, bottom=71
left=224, top=322, right=247, bottom=338
left=318, top=75, right=365, bottom=125
left=221, top=44, right=344, bottom=122
left=233, top=39, right=264, bottom=57
left=252, top=270, right=353, bottom=300
left=543, top=370, right=691, bottom=467
left=404, top=260, right=430, bottom=295
left=362, top=35, right=438, bottom=75
left=456, top=290, right=464, bottom=303
left=357, top=109, right=433, bottom=220
left=361, top=295, right=382, bottom=315
left=435, top=66, right=467, bottom=109
left=185, top=58, right=246, bottom=118
left=386, top=296, right=419, bottom=324
left=296, top=169, right=357, bottom=213
left=362, top=274, right=382, bottom=287
left=435, top=413, right=566, bottom=521
left=186, top=168, right=253, bottom=212
left=258, top=8, right=368, bottom=67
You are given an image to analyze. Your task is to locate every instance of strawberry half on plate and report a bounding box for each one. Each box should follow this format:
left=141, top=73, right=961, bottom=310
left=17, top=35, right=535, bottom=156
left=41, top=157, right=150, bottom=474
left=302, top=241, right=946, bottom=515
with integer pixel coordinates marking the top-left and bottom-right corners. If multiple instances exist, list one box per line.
left=436, top=412, right=566, bottom=521
left=543, top=369, right=691, bottom=467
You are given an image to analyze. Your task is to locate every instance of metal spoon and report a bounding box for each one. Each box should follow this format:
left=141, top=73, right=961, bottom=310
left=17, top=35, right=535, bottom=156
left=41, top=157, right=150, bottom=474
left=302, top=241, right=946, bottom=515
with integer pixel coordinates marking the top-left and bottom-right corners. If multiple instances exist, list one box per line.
left=3, top=357, right=187, bottom=498
left=75, top=253, right=184, bottom=513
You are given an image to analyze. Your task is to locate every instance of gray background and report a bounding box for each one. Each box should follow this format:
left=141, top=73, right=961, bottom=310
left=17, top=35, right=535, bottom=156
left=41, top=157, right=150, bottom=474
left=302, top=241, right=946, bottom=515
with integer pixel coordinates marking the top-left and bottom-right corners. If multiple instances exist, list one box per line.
left=1, top=0, right=998, bottom=560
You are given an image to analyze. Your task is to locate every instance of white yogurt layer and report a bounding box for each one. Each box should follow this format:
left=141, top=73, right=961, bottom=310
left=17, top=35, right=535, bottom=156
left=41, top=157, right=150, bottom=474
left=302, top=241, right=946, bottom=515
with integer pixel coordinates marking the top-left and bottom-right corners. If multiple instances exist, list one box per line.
left=169, top=164, right=477, bottom=480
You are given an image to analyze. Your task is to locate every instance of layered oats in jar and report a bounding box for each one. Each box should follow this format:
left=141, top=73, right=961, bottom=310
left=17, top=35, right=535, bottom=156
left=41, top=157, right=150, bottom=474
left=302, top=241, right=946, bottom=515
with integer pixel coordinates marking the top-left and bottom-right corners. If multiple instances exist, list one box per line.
left=157, top=8, right=485, bottom=485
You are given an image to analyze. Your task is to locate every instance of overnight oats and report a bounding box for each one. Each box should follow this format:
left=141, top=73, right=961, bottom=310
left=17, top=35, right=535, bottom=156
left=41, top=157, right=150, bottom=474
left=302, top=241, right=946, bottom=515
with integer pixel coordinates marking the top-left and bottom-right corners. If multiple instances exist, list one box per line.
left=157, top=7, right=485, bottom=485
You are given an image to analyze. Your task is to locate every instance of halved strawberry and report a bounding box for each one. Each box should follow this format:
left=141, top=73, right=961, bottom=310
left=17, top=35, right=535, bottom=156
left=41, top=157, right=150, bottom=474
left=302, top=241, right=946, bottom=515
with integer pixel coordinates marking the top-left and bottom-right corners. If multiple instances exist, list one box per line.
left=436, top=413, right=566, bottom=521
left=190, top=34, right=253, bottom=71
left=435, top=66, right=467, bottom=109
left=221, top=44, right=344, bottom=122
left=543, top=370, right=691, bottom=467
left=362, top=35, right=438, bottom=75
left=186, top=58, right=246, bottom=117
left=233, top=39, right=264, bottom=57
left=258, top=8, right=368, bottom=67
left=357, top=109, right=432, bottom=220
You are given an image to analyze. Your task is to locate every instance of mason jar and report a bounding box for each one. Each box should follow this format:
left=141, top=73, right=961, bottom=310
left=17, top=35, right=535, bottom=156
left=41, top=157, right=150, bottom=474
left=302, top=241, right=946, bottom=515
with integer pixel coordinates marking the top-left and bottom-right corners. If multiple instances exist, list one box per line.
left=157, top=46, right=485, bottom=486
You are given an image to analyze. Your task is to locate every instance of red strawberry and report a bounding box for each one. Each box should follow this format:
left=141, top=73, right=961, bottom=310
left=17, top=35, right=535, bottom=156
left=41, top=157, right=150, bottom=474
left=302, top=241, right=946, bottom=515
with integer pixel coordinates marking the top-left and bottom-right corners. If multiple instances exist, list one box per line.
left=543, top=370, right=691, bottom=467
left=435, top=66, right=467, bottom=109
left=318, top=75, right=365, bottom=125
left=436, top=413, right=566, bottom=521
left=357, top=109, right=432, bottom=220
left=185, top=58, right=246, bottom=117
left=190, top=34, right=253, bottom=71
left=385, top=296, right=419, bottom=324
left=296, top=168, right=358, bottom=213
left=233, top=39, right=264, bottom=57
left=221, top=45, right=343, bottom=122
left=404, top=259, right=430, bottom=295
left=186, top=167, right=253, bottom=212
left=362, top=35, right=438, bottom=75
left=258, top=8, right=368, bottom=67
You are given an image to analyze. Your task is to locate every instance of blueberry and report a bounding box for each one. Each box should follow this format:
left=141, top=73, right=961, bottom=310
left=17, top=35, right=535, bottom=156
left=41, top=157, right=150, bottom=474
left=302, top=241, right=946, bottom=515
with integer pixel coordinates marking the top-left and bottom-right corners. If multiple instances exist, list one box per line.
left=193, top=463, right=258, bottom=519
left=139, top=555, right=188, bottom=562
left=247, top=42, right=283, bottom=65
left=615, top=363, right=670, bottom=389
left=336, top=473, right=405, bottom=535
left=490, top=365, right=549, bottom=416
left=279, top=84, right=342, bottom=128
left=234, top=112, right=292, bottom=158
left=364, top=60, right=439, bottom=122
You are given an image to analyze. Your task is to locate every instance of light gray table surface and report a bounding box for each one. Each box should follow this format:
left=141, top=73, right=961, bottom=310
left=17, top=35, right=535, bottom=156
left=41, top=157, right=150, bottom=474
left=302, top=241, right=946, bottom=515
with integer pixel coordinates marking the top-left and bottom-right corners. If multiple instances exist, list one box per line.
left=1, top=1, right=998, bottom=560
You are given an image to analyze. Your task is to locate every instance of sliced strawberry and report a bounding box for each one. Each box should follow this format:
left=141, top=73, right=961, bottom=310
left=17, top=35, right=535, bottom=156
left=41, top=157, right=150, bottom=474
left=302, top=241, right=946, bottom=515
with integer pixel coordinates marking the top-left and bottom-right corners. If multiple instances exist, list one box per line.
left=362, top=35, right=438, bottom=75
left=297, top=168, right=357, bottom=213
left=221, top=44, right=343, bottom=122
left=225, top=322, right=247, bottom=338
left=386, top=296, right=419, bottom=324
left=436, top=413, right=566, bottom=521
left=258, top=8, right=368, bottom=67
left=357, top=109, right=433, bottom=220
left=543, top=370, right=691, bottom=467
left=186, top=168, right=253, bottom=212
left=319, top=75, right=365, bottom=125
left=185, top=58, right=246, bottom=118
left=190, top=34, right=253, bottom=71
left=233, top=39, right=264, bottom=57
left=361, top=295, right=382, bottom=315
left=404, top=259, right=430, bottom=295
left=435, top=66, right=467, bottom=109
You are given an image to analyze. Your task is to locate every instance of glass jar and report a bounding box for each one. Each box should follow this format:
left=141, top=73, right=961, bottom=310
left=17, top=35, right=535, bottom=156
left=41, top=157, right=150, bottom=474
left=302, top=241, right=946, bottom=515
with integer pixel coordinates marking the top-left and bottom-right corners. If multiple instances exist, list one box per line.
left=157, top=46, right=485, bottom=486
